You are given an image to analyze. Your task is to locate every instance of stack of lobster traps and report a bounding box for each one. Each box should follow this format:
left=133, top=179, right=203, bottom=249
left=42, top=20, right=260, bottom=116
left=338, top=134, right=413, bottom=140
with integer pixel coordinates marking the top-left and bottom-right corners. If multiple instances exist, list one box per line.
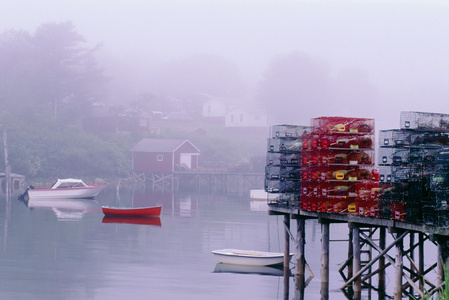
left=378, top=111, right=449, bottom=224
left=299, top=117, right=378, bottom=214
left=265, top=111, right=449, bottom=226
left=265, top=125, right=310, bottom=207
left=424, top=146, right=449, bottom=226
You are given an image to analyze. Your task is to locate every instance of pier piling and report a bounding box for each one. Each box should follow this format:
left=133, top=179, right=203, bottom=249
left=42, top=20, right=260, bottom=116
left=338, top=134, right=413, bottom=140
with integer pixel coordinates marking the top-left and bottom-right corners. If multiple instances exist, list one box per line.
left=320, top=220, right=330, bottom=299
left=269, top=207, right=449, bottom=299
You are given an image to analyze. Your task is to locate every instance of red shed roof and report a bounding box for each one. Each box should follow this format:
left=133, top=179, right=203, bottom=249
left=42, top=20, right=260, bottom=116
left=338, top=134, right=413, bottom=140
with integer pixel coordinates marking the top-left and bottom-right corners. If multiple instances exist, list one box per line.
left=130, top=138, right=200, bottom=153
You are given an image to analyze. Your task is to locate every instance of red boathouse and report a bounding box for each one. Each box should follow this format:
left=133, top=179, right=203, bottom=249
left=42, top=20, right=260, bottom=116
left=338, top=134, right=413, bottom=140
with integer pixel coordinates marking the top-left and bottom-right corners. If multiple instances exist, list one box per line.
left=131, top=138, right=200, bottom=174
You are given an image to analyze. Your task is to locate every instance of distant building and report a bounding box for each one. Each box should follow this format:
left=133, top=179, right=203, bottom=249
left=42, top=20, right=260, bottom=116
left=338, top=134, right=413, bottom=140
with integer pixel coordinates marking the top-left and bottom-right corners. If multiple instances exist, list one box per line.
left=193, top=127, right=208, bottom=136
left=202, top=98, right=228, bottom=118
left=130, top=139, right=200, bottom=174
left=83, top=104, right=152, bottom=134
left=0, top=173, right=25, bottom=193
left=225, top=107, right=268, bottom=128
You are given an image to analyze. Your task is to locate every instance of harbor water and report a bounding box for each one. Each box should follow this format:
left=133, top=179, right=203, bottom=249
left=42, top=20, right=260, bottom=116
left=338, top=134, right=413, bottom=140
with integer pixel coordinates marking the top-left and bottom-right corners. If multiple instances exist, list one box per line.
left=0, top=186, right=438, bottom=299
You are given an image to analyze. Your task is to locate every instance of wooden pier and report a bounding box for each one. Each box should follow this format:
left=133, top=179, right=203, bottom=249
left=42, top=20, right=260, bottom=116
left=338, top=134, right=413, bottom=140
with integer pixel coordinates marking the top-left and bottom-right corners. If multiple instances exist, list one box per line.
left=269, top=205, right=449, bottom=300
left=134, top=171, right=265, bottom=195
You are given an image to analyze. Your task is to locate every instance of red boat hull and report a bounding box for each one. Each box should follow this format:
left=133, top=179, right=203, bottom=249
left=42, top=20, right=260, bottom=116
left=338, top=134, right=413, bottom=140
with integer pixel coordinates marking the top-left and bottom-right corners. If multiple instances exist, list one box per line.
left=101, top=205, right=162, bottom=217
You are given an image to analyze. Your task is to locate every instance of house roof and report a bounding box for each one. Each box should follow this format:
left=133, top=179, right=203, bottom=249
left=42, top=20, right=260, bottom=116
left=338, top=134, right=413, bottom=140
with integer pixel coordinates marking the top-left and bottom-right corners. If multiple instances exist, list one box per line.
left=130, top=138, right=200, bottom=153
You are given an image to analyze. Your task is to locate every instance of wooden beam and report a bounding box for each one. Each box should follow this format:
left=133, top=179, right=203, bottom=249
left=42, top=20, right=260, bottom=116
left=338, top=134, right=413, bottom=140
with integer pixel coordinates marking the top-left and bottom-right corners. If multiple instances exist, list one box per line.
left=294, top=217, right=306, bottom=300
left=295, top=218, right=305, bottom=277
left=353, top=225, right=362, bottom=298
left=341, top=230, right=410, bottom=290
left=321, top=221, right=330, bottom=299
left=379, top=227, right=386, bottom=297
left=394, top=230, right=404, bottom=300
left=283, top=214, right=290, bottom=300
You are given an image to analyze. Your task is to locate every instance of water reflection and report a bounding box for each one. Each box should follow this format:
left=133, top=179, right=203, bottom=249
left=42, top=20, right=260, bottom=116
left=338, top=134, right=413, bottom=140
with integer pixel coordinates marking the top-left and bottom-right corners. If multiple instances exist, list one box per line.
left=250, top=199, right=268, bottom=212
left=214, top=262, right=284, bottom=276
left=2, top=193, right=11, bottom=255
left=102, top=216, right=162, bottom=226
left=179, top=195, right=193, bottom=217
left=1, top=185, right=415, bottom=299
left=129, top=188, right=172, bottom=208
left=213, top=263, right=290, bottom=277
left=25, top=198, right=101, bottom=221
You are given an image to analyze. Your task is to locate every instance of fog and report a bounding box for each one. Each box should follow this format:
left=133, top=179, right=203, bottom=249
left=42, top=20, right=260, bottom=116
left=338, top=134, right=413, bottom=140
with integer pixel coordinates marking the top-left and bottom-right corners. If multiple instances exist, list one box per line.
left=1, top=0, right=448, bottom=130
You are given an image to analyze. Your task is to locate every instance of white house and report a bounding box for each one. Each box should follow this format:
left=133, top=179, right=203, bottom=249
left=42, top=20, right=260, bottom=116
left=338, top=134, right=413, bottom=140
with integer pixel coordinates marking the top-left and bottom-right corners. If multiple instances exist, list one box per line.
left=202, top=98, right=228, bottom=118
left=225, top=106, right=268, bottom=128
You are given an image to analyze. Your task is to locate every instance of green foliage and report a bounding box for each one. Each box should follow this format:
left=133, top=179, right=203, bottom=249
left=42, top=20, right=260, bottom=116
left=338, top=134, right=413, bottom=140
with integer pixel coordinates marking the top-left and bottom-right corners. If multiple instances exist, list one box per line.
left=0, top=22, right=266, bottom=181
left=418, top=261, right=449, bottom=300
left=1, top=123, right=132, bottom=180
left=439, top=262, right=449, bottom=300
left=151, top=119, right=267, bottom=171
left=0, top=22, right=121, bottom=181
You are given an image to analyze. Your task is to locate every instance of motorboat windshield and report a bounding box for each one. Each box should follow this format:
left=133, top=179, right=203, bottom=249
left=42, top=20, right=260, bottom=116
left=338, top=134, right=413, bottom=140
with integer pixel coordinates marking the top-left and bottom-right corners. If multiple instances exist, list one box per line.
left=51, top=179, right=88, bottom=189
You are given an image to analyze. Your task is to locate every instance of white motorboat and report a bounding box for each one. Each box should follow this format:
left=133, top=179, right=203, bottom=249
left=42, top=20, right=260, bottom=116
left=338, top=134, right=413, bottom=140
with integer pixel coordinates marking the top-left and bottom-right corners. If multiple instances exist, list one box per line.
left=22, top=178, right=104, bottom=200
left=211, top=249, right=294, bottom=266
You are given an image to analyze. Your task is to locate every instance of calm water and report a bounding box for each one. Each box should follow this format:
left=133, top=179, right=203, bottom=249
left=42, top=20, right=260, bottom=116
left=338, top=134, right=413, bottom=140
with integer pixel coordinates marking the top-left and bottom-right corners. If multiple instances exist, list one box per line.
left=0, top=186, right=438, bottom=299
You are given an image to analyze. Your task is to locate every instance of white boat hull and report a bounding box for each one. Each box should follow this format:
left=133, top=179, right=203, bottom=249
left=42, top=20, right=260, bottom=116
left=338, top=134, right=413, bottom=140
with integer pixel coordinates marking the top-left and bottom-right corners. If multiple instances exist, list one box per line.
left=250, top=189, right=268, bottom=200
left=211, top=249, right=293, bottom=266
left=27, top=186, right=104, bottom=199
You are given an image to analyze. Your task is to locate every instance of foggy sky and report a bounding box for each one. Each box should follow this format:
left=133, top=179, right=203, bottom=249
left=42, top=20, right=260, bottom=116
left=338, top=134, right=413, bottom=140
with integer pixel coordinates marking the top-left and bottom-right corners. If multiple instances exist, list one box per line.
left=1, top=0, right=449, bottom=131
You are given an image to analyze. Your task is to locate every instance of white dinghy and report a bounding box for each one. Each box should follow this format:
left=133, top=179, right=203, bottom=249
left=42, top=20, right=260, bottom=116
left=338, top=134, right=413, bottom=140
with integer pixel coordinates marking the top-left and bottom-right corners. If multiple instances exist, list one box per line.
left=211, top=249, right=294, bottom=266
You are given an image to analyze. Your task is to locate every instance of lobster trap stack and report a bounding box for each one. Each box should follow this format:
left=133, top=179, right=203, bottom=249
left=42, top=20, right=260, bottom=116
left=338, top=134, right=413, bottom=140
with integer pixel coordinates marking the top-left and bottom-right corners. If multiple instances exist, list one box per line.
left=424, top=147, right=449, bottom=225
left=264, top=111, right=449, bottom=227
left=300, top=117, right=378, bottom=215
left=265, top=125, right=310, bottom=207
left=378, top=111, right=449, bottom=224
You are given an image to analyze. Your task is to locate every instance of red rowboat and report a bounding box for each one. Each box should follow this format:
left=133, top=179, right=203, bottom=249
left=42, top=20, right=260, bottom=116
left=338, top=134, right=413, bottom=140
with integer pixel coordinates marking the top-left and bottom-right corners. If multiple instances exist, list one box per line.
left=102, top=216, right=162, bottom=226
left=101, top=205, right=162, bottom=217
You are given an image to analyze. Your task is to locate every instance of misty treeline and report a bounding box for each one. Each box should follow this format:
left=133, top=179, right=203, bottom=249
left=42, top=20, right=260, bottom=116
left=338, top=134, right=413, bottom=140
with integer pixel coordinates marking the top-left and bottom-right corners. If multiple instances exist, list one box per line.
left=0, top=22, right=106, bottom=124
left=0, top=21, right=252, bottom=180
left=0, top=21, right=377, bottom=180
left=256, top=52, right=378, bottom=124
left=0, top=22, right=128, bottom=180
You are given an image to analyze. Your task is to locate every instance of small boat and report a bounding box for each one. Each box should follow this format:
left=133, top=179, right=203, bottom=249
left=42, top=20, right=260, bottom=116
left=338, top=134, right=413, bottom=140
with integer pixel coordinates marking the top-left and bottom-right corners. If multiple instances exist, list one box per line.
left=211, top=249, right=294, bottom=266
left=101, top=205, right=162, bottom=217
left=250, top=189, right=268, bottom=200
left=21, top=179, right=104, bottom=200
left=102, top=216, right=162, bottom=226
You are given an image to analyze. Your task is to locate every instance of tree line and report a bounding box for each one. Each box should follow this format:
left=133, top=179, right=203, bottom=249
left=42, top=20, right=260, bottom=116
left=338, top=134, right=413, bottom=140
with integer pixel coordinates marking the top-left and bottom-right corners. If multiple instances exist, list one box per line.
left=0, top=21, right=377, bottom=181
left=0, top=22, right=130, bottom=180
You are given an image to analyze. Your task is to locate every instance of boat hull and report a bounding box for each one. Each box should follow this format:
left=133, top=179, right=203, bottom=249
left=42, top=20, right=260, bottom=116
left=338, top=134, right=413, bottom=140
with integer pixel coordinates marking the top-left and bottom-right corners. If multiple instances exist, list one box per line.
left=101, top=205, right=162, bottom=217
left=28, top=186, right=104, bottom=199
left=211, top=249, right=294, bottom=266
left=250, top=189, right=268, bottom=200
